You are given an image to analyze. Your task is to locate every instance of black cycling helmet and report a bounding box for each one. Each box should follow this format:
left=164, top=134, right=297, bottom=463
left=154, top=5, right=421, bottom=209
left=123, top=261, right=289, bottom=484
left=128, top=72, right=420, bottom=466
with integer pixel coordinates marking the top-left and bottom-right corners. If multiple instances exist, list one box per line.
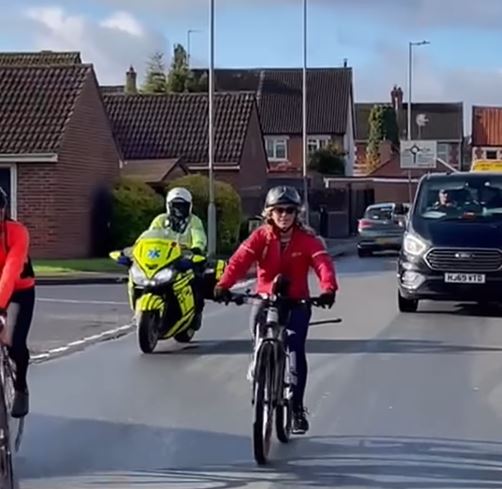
left=264, top=186, right=302, bottom=209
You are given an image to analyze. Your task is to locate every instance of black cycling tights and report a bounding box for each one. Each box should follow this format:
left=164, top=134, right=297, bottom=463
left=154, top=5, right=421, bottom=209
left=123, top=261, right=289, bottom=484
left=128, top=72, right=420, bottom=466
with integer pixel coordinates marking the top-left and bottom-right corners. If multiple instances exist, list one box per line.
left=7, top=287, right=35, bottom=391
left=250, top=303, right=312, bottom=408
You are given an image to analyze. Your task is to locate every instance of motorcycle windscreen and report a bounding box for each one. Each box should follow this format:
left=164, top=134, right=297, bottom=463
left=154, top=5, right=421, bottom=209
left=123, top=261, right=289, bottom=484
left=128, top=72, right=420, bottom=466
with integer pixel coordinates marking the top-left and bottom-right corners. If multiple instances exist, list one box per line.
left=132, top=237, right=182, bottom=279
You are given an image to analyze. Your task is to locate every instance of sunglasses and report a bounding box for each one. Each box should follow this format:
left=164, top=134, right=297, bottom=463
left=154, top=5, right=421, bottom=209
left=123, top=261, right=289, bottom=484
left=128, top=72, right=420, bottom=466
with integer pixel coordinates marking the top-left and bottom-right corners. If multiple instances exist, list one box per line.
left=273, top=207, right=297, bottom=215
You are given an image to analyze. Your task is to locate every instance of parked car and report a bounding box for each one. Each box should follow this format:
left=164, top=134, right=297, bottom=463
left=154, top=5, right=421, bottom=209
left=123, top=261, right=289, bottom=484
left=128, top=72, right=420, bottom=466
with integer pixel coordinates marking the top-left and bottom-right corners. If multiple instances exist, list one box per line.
left=357, top=202, right=409, bottom=257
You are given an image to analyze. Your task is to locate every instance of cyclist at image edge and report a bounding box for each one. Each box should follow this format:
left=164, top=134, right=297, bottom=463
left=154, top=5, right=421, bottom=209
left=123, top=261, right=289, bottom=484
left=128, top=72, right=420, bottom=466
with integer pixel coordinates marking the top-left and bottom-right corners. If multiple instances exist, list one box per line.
left=0, top=187, right=35, bottom=418
left=214, top=186, right=338, bottom=434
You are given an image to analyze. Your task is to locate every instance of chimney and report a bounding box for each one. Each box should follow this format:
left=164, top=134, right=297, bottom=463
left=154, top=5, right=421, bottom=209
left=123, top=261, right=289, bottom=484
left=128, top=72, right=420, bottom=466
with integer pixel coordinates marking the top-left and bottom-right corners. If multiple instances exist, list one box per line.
left=391, top=85, right=403, bottom=112
left=125, top=65, right=137, bottom=95
left=343, top=58, right=348, bottom=68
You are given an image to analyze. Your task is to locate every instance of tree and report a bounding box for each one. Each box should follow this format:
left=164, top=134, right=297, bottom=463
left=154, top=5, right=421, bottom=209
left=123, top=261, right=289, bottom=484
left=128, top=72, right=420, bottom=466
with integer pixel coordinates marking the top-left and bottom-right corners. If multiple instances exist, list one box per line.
left=309, top=142, right=346, bottom=175
left=366, top=104, right=399, bottom=173
left=141, top=51, right=168, bottom=94
left=167, top=44, right=190, bottom=93
left=167, top=43, right=208, bottom=93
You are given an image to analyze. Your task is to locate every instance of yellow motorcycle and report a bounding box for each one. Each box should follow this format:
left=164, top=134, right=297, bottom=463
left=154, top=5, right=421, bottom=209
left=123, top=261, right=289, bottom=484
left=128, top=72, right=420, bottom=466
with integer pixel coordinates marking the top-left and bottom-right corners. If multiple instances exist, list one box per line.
left=110, top=231, right=226, bottom=353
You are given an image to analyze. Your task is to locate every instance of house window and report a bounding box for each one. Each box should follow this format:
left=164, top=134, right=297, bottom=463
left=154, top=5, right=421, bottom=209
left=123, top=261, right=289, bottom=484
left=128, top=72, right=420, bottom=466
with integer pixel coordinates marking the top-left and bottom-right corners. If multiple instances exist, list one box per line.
left=308, top=137, right=330, bottom=154
left=437, top=143, right=449, bottom=163
left=265, top=138, right=287, bottom=160
left=486, top=150, right=498, bottom=160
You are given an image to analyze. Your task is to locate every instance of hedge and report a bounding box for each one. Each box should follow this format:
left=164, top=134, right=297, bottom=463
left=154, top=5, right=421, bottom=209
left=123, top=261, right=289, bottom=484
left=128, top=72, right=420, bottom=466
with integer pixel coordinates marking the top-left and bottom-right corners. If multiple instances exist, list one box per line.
left=110, top=177, right=164, bottom=249
left=166, top=174, right=242, bottom=253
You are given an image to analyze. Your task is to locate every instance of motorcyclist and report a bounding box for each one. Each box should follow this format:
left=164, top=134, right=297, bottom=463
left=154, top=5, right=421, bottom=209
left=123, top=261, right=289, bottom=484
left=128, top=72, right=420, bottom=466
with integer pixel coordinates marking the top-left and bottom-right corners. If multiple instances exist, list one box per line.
left=121, top=187, right=207, bottom=318
left=146, top=187, right=207, bottom=253
left=213, top=186, right=338, bottom=434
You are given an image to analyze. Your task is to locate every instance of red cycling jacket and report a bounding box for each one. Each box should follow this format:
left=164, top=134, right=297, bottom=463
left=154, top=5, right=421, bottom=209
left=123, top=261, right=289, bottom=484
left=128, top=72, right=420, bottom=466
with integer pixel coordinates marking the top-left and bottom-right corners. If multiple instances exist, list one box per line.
left=0, top=220, right=34, bottom=310
left=218, top=224, right=338, bottom=299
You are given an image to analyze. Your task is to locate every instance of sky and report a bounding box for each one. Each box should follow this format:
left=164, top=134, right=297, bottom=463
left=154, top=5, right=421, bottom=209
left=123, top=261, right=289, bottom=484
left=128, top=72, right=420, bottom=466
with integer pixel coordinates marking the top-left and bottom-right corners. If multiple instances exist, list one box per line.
left=3, top=0, right=502, bottom=133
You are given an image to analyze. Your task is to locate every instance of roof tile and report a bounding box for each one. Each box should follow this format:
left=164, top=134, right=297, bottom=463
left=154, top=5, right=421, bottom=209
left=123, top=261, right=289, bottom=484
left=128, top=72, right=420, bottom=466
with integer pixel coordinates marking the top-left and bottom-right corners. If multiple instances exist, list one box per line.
left=0, top=64, right=91, bottom=154
left=0, top=51, right=82, bottom=66
left=192, top=68, right=352, bottom=135
left=472, top=106, right=502, bottom=146
left=103, top=92, right=257, bottom=164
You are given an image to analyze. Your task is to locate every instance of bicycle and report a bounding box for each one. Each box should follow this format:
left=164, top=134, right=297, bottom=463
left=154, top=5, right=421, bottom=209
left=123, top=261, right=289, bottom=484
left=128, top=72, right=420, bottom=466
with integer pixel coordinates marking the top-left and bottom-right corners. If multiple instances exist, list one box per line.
left=223, top=281, right=341, bottom=466
left=0, top=340, right=24, bottom=489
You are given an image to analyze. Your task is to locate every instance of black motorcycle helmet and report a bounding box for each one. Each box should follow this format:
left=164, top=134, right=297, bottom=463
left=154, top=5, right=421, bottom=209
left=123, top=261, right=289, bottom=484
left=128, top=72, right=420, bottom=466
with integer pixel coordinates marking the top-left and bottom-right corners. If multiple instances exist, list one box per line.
left=264, top=186, right=302, bottom=210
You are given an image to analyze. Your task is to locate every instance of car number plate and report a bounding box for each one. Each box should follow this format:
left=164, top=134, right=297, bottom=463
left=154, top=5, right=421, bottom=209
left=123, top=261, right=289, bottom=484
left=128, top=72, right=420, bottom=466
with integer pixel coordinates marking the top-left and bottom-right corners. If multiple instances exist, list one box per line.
left=444, top=273, right=486, bottom=284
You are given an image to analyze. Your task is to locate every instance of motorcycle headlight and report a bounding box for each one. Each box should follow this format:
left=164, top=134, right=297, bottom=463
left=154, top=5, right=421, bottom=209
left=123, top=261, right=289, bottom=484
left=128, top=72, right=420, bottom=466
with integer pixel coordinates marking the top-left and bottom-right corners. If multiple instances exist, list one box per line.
left=130, top=264, right=149, bottom=286
left=155, top=268, right=175, bottom=283
left=403, top=233, right=427, bottom=257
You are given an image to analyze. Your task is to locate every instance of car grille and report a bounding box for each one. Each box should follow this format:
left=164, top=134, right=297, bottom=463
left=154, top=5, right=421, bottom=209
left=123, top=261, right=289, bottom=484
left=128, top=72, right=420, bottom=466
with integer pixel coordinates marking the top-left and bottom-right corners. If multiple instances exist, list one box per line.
left=425, top=248, right=502, bottom=272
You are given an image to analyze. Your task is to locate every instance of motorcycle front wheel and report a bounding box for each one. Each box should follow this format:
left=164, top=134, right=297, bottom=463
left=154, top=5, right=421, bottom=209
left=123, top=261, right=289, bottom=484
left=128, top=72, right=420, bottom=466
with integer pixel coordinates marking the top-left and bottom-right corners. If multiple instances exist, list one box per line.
left=137, top=311, right=159, bottom=353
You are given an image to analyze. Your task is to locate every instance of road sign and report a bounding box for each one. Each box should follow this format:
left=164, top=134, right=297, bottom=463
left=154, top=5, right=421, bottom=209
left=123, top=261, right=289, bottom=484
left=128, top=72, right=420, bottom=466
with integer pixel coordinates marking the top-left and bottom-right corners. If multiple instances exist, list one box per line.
left=400, top=140, right=437, bottom=169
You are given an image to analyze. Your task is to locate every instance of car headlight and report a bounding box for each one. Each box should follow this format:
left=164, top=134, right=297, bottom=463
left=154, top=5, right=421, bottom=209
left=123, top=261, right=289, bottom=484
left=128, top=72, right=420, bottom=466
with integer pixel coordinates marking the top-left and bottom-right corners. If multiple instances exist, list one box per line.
left=155, top=268, right=175, bottom=283
left=130, top=264, right=148, bottom=286
left=403, top=233, right=427, bottom=256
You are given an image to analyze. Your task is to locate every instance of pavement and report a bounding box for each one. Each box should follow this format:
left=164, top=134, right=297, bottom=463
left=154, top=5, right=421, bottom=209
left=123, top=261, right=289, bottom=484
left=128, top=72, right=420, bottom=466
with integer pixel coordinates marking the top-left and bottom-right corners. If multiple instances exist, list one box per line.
left=15, top=250, right=502, bottom=488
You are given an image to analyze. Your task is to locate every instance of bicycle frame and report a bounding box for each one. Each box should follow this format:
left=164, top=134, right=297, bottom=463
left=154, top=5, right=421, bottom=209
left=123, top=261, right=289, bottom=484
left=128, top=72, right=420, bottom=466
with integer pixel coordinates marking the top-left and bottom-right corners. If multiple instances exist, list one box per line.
left=250, top=298, right=294, bottom=408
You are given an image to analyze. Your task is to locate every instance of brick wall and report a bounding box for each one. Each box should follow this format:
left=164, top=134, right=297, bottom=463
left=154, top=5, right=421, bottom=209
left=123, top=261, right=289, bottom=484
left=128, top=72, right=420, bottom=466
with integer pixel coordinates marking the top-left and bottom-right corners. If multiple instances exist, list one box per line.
left=55, top=71, right=121, bottom=258
left=17, top=163, right=58, bottom=258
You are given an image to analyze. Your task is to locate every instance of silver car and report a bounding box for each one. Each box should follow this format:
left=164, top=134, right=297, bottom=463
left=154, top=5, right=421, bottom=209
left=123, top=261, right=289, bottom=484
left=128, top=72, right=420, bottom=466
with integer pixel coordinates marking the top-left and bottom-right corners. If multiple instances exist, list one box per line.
left=357, top=202, right=409, bottom=257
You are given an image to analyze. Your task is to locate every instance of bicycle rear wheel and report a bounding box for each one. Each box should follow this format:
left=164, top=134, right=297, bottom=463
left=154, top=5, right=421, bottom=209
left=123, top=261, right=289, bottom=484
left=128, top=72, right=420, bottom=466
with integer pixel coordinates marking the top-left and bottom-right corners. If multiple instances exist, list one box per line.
left=252, top=342, right=274, bottom=465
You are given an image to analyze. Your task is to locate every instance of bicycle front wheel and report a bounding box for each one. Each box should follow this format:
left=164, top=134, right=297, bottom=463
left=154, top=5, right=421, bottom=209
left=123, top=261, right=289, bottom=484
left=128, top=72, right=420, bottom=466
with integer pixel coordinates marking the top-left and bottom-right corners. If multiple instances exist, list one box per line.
left=275, top=349, right=292, bottom=443
left=252, top=342, right=274, bottom=465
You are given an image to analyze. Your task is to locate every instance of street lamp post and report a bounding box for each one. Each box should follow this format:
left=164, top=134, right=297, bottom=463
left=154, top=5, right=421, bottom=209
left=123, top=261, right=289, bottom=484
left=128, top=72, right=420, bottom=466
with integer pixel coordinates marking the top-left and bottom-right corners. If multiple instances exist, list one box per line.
left=302, top=0, right=309, bottom=225
left=207, top=0, right=216, bottom=257
left=187, top=29, right=201, bottom=68
left=407, top=40, right=430, bottom=202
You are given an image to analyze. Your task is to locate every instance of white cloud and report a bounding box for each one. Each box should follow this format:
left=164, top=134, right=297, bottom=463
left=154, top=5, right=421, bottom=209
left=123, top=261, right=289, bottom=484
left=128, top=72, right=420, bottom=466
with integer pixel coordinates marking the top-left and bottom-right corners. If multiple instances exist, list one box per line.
left=23, top=6, right=168, bottom=85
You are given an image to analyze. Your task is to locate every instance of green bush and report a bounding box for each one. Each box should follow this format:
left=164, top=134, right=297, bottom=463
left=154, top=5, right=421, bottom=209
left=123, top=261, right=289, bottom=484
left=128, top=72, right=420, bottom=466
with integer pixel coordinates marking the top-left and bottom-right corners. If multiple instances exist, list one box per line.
left=110, top=177, right=164, bottom=249
left=166, top=174, right=242, bottom=254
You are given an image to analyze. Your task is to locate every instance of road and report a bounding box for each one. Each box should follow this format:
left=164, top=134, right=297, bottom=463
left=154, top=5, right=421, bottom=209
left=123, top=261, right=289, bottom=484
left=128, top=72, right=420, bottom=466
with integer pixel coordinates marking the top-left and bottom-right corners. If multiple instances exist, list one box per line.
left=14, top=252, right=502, bottom=488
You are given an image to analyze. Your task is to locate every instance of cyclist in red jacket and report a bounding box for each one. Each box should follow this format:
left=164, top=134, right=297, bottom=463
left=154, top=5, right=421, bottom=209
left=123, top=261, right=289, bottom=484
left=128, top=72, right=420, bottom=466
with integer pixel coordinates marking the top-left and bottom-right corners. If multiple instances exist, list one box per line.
left=214, top=186, right=338, bottom=434
left=0, top=187, right=35, bottom=418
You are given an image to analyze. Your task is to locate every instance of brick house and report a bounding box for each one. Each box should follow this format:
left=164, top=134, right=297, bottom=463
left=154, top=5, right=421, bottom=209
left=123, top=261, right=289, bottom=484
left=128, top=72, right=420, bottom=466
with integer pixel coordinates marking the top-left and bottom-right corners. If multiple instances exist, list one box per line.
left=355, top=86, right=464, bottom=176
left=0, top=61, right=121, bottom=258
left=471, top=106, right=502, bottom=161
left=103, top=90, right=269, bottom=216
left=191, top=67, right=356, bottom=178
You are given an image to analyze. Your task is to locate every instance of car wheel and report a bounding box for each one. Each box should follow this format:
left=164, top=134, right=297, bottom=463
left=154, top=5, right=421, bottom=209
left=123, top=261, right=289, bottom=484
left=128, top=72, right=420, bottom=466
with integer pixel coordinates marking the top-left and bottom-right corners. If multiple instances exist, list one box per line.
left=398, top=291, right=418, bottom=313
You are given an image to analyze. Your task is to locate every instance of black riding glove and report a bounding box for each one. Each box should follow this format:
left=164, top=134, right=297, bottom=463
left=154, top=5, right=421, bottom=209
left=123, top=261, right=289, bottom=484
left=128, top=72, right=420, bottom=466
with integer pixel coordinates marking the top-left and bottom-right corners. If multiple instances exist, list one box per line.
left=214, top=285, right=232, bottom=303
left=318, top=291, right=336, bottom=309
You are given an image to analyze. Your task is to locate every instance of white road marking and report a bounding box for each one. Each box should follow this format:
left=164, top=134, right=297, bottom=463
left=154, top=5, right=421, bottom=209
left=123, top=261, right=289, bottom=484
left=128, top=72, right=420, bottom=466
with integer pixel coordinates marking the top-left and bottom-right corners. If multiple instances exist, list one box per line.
left=31, top=277, right=257, bottom=363
left=37, top=298, right=128, bottom=305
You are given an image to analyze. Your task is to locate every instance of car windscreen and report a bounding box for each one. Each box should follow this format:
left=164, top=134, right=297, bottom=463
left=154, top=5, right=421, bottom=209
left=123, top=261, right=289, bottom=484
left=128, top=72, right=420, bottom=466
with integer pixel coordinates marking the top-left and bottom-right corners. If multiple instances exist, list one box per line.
left=364, top=206, right=393, bottom=220
left=416, top=176, right=502, bottom=221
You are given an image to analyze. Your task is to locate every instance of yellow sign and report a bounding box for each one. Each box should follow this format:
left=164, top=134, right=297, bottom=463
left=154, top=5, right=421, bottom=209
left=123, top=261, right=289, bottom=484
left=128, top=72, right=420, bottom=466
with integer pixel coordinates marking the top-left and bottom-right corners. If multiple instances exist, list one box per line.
left=470, top=159, right=502, bottom=172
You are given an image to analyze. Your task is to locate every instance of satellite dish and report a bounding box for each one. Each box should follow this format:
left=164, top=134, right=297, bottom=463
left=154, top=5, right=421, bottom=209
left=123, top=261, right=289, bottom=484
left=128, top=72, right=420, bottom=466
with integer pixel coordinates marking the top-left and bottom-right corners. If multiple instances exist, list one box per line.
left=416, top=113, right=429, bottom=126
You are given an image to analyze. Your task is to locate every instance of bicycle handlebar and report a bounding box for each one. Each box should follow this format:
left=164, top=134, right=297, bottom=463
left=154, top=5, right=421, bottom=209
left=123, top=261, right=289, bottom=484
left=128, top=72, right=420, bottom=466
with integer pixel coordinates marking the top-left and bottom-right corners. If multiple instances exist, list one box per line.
left=222, top=290, right=333, bottom=309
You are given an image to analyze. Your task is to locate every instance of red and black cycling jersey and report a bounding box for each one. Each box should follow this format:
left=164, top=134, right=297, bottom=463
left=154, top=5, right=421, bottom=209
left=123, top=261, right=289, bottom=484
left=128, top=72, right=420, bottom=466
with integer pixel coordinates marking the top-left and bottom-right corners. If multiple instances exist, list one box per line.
left=0, top=219, right=34, bottom=310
